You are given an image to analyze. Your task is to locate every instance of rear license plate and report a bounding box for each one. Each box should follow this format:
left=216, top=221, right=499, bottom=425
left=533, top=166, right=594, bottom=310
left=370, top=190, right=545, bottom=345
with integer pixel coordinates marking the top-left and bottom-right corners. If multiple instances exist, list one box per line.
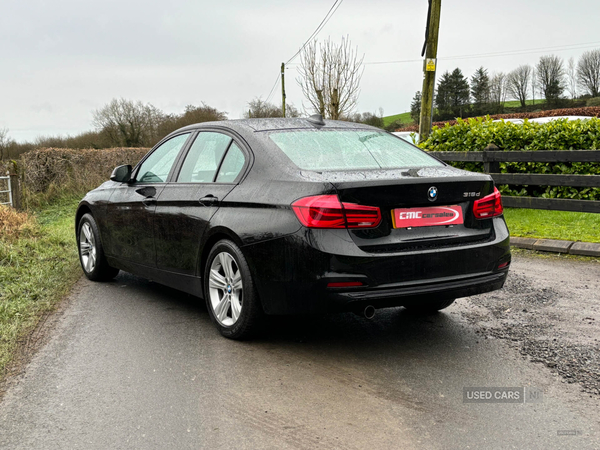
left=392, top=205, right=463, bottom=228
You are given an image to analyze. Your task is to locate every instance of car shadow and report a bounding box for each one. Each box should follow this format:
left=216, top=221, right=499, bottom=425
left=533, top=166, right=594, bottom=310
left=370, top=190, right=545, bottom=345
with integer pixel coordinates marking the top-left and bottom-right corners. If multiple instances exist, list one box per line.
left=112, top=272, right=473, bottom=355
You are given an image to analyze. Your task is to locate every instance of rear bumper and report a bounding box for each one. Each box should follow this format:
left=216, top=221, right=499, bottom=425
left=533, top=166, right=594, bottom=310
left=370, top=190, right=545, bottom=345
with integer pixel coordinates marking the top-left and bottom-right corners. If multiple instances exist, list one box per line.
left=242, top=217, right=510, bottom=315
left=329, top=270, right=507, bottom=310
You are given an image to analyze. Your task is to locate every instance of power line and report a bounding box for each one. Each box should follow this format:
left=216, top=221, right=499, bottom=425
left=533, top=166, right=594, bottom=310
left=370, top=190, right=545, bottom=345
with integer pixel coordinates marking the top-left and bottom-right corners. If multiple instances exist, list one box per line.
left=264, top=73, right=281, bottom=104
left=262, top=0, right=344, bottom=104
left=443, top=41, right=600, bottom=61
left=362, top=40, right=600, bottom=66
left=285, top=0, right=344, bottom=65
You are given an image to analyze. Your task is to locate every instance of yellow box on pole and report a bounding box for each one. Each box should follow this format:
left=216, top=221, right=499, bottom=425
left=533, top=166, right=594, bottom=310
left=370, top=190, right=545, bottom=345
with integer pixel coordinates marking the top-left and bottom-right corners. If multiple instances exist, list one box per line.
left=425, top=58, right=436, bottom=72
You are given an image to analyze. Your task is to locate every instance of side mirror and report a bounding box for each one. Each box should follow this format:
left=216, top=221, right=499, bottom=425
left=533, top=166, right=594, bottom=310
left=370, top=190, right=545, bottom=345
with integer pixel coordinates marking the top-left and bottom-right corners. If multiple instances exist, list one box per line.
left=110, top=165, right=132, bottom=183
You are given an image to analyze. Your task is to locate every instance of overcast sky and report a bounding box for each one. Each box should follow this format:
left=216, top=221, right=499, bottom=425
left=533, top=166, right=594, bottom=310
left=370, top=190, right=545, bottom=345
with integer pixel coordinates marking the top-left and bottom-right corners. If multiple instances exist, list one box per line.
left=1, top=0, right=599, bottom=142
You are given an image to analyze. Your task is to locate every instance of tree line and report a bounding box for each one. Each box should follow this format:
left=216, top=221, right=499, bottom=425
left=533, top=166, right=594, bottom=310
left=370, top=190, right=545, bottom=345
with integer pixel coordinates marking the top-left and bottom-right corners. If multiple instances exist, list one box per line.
left=0, top=102, right=229, bottom=159
left=410, top=49, right=600, bottom=123
left=0, top=36, right=380, bottom=158
left=6, top=39, right=597, bottom=158
left=1, top=96, right=379, bottom=160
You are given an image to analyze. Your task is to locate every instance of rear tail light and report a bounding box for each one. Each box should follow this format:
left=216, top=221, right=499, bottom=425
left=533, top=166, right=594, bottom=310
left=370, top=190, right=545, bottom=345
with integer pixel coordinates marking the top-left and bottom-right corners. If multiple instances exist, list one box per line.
left=473, top=187, right=503, bottom=219
left=292, top=195, right=381, bottom=229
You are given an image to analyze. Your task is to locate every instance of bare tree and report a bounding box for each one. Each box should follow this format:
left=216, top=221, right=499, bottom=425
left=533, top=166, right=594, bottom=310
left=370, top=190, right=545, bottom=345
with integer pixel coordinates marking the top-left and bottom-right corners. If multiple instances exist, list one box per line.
left=244, top=98, right=300, bottom=118
left=536, top=55, right=565, bottom=106
left=506, top=65, right=531, bottom=108
left=489, top=72, right=507, bottom=112
left=531, top=67, right=537, bottom=105
left=566, top=57, right=578, bottom=100
left=0, top=128, right=12, bottom=160
left=577, top=49, right=600, bottom=98
left=297, top=36, right=364, bottom=120
left=92, top=98, right=164, bottom=147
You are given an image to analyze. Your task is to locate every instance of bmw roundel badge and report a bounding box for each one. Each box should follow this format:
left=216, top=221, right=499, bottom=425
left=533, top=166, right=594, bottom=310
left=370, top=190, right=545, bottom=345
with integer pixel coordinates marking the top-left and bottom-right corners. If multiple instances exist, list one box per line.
left=427, top=186, right=438, bottom=202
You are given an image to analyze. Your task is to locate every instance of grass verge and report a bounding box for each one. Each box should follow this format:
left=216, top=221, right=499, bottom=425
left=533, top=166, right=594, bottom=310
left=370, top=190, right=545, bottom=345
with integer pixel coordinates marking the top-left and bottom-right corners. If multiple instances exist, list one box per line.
left=0, top=196, right=81, bottom=379
left=382, top=112, right=411, bottom=127
left=504, top=208, right=600, bottom=243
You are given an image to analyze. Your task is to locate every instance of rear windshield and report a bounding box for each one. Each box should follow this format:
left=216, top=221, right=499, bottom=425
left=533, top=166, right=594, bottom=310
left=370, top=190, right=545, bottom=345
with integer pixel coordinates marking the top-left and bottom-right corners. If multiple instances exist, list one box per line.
left=268, top=129, right=442, bottom=171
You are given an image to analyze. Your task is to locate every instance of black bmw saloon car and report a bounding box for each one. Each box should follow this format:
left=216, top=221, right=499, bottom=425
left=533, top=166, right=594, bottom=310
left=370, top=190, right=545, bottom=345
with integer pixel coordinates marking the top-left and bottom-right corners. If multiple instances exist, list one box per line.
left=76, top=116, right=510, bottom=339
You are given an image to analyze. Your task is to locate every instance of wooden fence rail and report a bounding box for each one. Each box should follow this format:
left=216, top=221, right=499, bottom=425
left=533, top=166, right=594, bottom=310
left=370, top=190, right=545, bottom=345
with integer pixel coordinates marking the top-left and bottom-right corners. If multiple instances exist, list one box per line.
left=428, top=149, right=600, bottom=213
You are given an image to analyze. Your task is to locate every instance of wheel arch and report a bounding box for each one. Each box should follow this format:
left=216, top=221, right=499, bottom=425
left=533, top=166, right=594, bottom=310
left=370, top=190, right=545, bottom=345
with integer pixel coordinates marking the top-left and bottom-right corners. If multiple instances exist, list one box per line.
left=198, top=227, right=244, bottom=282
left=75, top=203, right=92, bottom=236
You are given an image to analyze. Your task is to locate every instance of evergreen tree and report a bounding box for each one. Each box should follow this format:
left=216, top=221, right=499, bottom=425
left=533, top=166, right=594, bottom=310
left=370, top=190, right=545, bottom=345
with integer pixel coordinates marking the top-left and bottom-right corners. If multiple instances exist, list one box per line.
left=434, top=71, right=453, bottom=120
left=434, top=68, right=470, bottom=120
left=410, top=91, right=422, bottom=124
left=470, top=67, right=490, bottom=115
left=449, top=68, right=471, bottom=118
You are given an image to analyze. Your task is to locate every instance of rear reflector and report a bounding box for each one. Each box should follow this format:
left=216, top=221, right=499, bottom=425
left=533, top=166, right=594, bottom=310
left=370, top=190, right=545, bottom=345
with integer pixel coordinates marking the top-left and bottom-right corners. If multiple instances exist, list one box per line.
left=327, top=281, right=364, bottom=288
left=498, top=261, right=509, bottom=269
left=292, top=195, right=381, bottom=229
left=473, top=187, right=503, bottom=219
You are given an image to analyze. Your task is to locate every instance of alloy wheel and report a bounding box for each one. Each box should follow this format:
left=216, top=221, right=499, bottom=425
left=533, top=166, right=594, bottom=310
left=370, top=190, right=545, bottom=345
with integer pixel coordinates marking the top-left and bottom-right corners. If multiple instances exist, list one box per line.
left=208, top=252, right=243, bottom=327
left=79, top=222, right=97, bottom=274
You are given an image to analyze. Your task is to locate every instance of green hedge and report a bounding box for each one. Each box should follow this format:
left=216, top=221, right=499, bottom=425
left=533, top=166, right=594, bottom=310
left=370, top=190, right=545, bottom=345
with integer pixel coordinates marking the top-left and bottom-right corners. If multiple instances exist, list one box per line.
left=419, top=117, right=600, bottom=200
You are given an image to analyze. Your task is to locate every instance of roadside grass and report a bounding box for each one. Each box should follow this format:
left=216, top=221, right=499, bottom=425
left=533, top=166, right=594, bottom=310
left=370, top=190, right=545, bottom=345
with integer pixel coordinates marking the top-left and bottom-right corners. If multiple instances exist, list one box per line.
left=383, top=112, right=411, bottom=127
left=504, top=208, right=600, bottom=243
left=502, top=99, right=546, bottom=108
left=0, top=196, right=81, bottom=379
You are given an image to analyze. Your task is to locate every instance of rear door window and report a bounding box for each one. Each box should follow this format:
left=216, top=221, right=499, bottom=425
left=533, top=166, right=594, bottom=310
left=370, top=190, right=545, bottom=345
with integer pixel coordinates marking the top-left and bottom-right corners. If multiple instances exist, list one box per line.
left=177, top=132, right=232, bottom=183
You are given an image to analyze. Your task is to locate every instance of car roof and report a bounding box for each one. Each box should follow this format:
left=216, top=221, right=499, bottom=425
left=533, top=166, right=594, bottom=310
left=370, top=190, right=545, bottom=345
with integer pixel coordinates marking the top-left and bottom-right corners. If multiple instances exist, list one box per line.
left=175, top=117, right=379, bottom=134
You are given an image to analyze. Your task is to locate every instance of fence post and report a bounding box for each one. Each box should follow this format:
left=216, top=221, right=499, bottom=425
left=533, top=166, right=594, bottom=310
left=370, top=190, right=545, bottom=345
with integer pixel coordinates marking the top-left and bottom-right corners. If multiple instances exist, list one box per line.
left=7, top=170, right=21, bottom=210
left=483, top=143, right=500, bottom=174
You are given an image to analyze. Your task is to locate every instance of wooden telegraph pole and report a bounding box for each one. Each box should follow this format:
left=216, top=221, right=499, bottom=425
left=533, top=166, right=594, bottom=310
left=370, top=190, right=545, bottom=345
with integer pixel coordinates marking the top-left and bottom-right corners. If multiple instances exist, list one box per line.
left=281, top=63, right=286, bottom=118
left=419, top=0, right=442, bottom=143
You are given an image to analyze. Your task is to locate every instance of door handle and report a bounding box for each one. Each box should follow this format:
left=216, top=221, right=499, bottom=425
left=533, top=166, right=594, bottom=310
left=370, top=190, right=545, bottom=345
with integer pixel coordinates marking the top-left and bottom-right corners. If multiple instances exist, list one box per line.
left=136, top=186, right=157, bottom=197
left=199, top=195, right=219, bottom=206
left=142, top=197, right=157, bottom=207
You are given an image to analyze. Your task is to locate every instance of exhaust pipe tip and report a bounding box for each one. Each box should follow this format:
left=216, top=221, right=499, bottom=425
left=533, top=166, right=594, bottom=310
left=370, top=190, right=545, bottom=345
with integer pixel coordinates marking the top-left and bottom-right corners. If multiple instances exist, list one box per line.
left=363, top=305, right=375, bottom=320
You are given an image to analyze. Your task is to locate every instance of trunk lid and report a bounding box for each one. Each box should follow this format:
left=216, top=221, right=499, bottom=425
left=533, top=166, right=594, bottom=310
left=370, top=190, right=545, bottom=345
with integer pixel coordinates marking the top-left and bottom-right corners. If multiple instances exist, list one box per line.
left=314, top=166, right=497, bottom=253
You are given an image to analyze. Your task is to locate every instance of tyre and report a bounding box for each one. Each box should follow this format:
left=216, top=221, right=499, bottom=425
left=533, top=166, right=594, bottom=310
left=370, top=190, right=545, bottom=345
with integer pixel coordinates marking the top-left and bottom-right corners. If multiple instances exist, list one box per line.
left=403, top=298, right=456, bottom=314
left=77, top=213, right=120, bottom=281
left=204, top=240, right=262, bottom=340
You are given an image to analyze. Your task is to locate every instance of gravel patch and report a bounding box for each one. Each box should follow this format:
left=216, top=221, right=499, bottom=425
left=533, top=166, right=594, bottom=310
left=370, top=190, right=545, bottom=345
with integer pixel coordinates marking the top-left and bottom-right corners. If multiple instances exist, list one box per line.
left=463, top=252, right=600, bottom=396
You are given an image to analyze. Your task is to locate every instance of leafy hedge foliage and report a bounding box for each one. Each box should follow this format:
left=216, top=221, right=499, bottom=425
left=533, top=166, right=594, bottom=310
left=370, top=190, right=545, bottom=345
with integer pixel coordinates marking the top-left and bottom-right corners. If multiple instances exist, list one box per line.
left=419, top=117, right=600, bottom=200
left=395, top=105, right=600, bottom=132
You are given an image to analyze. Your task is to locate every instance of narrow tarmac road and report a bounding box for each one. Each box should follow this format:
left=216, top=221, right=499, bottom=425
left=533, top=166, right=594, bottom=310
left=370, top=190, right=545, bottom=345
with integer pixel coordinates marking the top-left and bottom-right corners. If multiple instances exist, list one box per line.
left=0, top=253, right=599, bottom=449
